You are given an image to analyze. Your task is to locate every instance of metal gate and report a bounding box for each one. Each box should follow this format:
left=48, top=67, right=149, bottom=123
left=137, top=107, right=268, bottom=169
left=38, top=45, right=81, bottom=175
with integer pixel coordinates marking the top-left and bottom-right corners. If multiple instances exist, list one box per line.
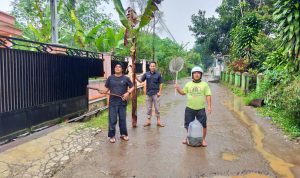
left=0, top=35, right=103, bottom=142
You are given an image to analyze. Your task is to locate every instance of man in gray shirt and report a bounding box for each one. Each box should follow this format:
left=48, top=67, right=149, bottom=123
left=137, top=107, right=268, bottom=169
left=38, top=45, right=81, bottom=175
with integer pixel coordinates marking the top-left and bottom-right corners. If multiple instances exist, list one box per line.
left=137, top=61, right=165, bottom=127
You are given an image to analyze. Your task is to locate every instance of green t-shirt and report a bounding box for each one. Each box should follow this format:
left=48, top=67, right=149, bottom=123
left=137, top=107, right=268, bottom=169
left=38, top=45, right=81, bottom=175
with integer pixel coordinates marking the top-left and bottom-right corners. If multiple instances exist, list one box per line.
left=183, top=81, right=212, bottom=110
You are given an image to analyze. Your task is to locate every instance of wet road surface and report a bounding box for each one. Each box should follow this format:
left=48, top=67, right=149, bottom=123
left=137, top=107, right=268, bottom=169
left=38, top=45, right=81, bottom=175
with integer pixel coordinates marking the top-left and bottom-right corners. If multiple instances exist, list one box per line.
left=53, top=76, right=300, bottom=178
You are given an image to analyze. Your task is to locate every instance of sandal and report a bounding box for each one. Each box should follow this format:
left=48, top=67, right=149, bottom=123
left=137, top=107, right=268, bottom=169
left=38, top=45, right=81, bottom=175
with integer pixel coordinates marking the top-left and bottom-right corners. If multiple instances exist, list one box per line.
left=109, top=137, right=116, bottom=143
left=120, top=135, right=129, bottom=141
left=157, top=123, right=165, bottom=127
left=143, top=122, right=151, bottom=127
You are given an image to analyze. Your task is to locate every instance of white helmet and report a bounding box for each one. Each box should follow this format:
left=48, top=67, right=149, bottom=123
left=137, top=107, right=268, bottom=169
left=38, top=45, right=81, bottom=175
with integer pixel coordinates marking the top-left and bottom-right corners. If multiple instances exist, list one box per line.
left=191, top=66, right=203, bottom=74
left=191, top=66, right=203, bottom=79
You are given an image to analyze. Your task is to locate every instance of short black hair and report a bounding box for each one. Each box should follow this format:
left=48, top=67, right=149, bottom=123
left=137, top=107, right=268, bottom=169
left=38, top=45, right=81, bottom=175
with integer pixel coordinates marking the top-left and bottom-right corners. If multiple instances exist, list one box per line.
left=150, top=61, right=156, bottom=65
left=114, top=62, right=124, bottom=69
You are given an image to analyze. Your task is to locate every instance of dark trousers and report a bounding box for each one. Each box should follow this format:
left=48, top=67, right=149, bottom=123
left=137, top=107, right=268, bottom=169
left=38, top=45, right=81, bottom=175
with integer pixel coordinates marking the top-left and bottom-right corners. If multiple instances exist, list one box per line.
left=108, top=105, right=128, bottom=138
left=184, top=107, right=207, bottom=129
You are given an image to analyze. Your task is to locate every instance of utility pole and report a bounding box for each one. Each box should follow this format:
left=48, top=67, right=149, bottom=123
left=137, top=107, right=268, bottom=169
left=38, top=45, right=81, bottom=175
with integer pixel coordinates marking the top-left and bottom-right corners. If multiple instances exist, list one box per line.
left=50, top=0, right=58, bottom=43
left=152, top=12, right=155, bottom=61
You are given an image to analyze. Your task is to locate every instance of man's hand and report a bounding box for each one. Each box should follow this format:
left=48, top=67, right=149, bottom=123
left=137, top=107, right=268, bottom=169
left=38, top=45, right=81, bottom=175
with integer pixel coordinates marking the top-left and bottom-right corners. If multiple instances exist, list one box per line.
left=98, top=90, right=107, bottom=94
left=207, top=106, right=212, bottom=115
left=174, top=84, right=180, bottom=90
left=122, top=92, right=130, bottom=101
left=157, top=92, right=161, bottom=97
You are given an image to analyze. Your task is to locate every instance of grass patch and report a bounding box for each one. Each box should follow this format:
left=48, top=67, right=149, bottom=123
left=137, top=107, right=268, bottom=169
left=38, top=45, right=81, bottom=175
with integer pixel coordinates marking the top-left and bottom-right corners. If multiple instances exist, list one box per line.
left=221, top=81, right=300, bottom=139
left=257, top=107, right=300, bottom=139
left=221, top=81, right=246, bottom=97
left=83, top=110, right=109, bottom=129
left=83, top=95, right=146, bottom=129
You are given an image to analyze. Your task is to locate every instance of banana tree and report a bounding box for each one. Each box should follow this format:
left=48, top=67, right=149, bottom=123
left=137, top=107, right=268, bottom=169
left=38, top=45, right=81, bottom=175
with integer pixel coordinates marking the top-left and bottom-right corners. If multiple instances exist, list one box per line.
left=112, top=0, right=163, bottom=127
left=25, top=0, right=63, bottom=43
left=95, top=28, right=125, bottom=53
left=71, top=10, right=109, bottom=49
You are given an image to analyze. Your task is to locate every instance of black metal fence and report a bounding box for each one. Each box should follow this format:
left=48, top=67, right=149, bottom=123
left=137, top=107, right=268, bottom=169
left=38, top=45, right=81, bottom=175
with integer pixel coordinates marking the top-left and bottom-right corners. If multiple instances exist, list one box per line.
left=0, top=36, right=103, bottom=142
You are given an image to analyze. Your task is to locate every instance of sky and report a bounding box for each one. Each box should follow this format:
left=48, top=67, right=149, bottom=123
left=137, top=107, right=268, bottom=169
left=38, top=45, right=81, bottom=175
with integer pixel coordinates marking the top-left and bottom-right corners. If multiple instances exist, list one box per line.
left=0, top=0, right=222, bottom=50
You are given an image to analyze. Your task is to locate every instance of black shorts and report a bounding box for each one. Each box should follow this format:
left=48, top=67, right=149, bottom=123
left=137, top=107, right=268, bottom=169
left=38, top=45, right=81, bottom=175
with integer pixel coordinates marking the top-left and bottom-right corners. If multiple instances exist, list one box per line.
left=184, top=107, right=207, bottom=129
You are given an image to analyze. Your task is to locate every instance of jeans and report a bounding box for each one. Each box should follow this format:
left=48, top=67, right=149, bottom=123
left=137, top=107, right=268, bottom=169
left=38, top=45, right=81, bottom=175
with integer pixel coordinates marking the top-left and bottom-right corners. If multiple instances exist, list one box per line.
left=108, top=105, right=128, bottom=138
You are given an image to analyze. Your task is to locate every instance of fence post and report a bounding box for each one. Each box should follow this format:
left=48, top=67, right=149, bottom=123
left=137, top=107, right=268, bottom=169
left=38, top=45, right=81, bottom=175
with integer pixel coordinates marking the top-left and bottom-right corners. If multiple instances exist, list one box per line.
left=256, top=73, right=264, bottom=92
left=226, top=71, right=229, bottom=83
left=235, top=72, right=241, bottom=87
left=103, top=53, right=112, bottom=79
left=232, top=71, right=235, bottom=85
left=229, top=71, right=234, bottom=85
left=241, top=72, right=249, bottom=93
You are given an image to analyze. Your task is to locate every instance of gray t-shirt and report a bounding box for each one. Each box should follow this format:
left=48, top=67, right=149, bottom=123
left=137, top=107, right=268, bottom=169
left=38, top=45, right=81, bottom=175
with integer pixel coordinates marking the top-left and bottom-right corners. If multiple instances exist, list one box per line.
left=105, top=75, right=133, bottom=106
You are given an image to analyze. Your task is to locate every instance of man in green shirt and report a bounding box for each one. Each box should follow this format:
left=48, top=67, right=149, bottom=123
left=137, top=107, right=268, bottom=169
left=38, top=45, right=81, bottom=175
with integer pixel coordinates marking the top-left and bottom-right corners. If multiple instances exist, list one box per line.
left=175, top=66, right=212, bottom=147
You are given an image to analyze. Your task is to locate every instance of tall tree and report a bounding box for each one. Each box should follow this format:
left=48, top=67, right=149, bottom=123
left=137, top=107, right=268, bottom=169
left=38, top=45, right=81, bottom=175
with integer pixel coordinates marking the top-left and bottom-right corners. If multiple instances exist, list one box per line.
left=10, top=0, right=113, bottom=47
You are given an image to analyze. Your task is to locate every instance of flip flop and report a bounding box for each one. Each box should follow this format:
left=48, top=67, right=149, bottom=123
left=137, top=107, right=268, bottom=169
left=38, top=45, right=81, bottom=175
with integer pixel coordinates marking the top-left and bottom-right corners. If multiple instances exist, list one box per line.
left=120, top=135, right=129, bottom=141
left=109, top=137, right=116, bottom=143
left=182, top=138, right=187, bottom=144
left=143, top=123, right=151, bottom=127
left=157, top=123, right=165, bottom=127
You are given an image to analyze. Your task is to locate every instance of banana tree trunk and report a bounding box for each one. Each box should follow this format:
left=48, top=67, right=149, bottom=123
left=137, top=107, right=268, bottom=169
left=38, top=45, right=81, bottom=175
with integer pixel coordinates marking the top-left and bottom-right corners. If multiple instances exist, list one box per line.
left=131, top=38, right=137, bottom=127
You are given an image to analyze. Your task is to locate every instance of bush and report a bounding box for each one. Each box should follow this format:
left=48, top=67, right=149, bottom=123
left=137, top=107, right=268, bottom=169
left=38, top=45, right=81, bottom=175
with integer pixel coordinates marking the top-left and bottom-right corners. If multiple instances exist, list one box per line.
left=265, top=76, right=300, bottom=117
left=244, top=75, right=272, bottom=104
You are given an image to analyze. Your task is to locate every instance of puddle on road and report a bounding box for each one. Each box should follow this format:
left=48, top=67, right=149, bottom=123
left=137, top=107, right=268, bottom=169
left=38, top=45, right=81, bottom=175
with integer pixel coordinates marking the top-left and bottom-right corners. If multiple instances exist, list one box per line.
left=224, top=95, right=294, bottom=178
left=213, top=173, right=270, bottom=178
left=222, top=152, right=239, bottom=161
left=232, top=173, right=270, bottom=178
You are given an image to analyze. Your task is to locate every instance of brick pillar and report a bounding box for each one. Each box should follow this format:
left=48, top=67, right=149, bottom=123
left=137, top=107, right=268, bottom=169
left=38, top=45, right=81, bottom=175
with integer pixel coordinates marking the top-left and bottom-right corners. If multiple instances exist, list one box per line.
left=0, top=11, right=22, bottom=47
left=103, top=53, right=112, bottom=79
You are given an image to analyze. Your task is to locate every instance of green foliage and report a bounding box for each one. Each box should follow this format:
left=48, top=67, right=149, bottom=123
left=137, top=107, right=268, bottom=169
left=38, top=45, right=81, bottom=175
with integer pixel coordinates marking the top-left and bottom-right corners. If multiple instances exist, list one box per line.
left=258, top=107, right=300, bottom=138
left=138, top=0, right=158, bottom=30
left=265, top=76, right=300, bottom=114
left=227, top=58, right=248, bottom=72
left=273, top=0, right=300, bottom=69
left=83, top=110, right=108, bottom=129
left=71, top=10, right=115, bottom=49
left=250, top=32, right=278, bottom=71
left=112, top=0, right=130, bottom=29
left=244, top=77, right=273, bottom=104
left=95, top=28, right=125, bottom=52
left=11, top=0, right=113, bottom=48
left=189, top=10, right=224, bottom=55
left=230, top=12, right=262, bottom=59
